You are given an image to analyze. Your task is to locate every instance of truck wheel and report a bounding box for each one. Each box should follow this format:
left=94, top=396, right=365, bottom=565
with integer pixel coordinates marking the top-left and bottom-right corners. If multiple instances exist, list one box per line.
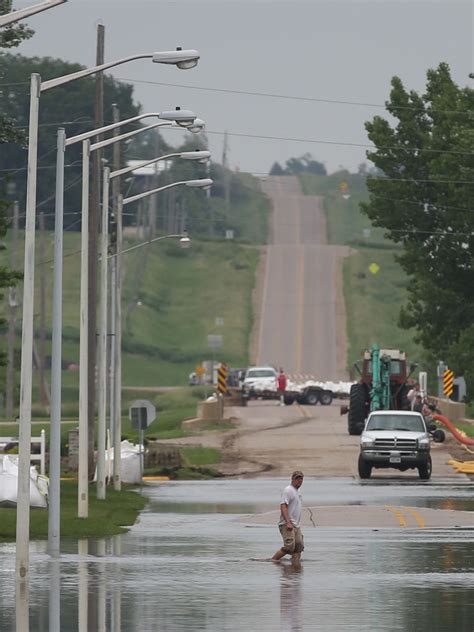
left=304, top=392, right=319, bottom=406
left=418, top=456, right=432, bottom=480
left=283, top=395, right=295, bottom=405
left=348, top=384, right=368, bottom=435
left=319, top=391, right=333, bottom=406
left=358, top=454, right=372, bottom=479
left=433, top=429, right=445, bottom=443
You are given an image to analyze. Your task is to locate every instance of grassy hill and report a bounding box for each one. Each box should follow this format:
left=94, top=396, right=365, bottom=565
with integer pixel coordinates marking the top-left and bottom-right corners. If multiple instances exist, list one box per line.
left=0, top=173, right=269, bottom=420
left=300, top=171, right=424, bottom=370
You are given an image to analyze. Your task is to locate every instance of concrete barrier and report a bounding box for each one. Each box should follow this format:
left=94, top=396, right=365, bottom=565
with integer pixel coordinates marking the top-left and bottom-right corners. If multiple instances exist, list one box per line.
left=430, top=396, right=465, bottom=421
left=197, top=399, right=221, bottom=421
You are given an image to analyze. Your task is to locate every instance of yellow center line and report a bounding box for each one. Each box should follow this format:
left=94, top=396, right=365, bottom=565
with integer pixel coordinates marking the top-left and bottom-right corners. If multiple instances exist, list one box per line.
left=385, top=505, right=407, bottom=527
left=403, top=506, right=425, bottom=528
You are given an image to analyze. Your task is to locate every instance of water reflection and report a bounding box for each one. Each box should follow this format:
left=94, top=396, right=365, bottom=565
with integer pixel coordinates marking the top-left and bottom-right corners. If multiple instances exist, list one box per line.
left=280, top=561, right=303, bottom=632
left=0, top=479, right=473, bottom=630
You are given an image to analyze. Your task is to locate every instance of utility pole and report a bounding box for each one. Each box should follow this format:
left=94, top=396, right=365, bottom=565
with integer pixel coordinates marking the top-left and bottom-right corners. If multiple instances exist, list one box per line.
left=6, top=200, right=19, bottom=419
left=110, top=104, right=122, bottom=490
left=88, top=23, right=105, bottom=478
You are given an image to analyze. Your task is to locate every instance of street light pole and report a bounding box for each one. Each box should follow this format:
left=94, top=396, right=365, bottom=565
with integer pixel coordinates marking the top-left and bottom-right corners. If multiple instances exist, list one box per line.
left=0, top=0, right=66, bottom=26
left=47, top=127, right=66, bottom=557
left=17, top=46, right=200, bottom=584
left=16, top=72, right=41, bottom=590
left=78, top=140, right=90, bottom=519
left=95, top=163, right=210, bottom=497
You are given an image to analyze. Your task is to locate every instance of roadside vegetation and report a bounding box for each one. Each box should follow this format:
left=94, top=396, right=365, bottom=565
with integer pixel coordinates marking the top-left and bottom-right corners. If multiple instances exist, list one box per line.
left=0, top=480, right=147, bottom=542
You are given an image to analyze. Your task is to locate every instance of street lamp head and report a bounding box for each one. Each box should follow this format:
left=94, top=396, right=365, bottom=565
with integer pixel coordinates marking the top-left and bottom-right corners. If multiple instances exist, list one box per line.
left=153, top=48, right=200, bottom=69
left=180, top=232, right=191, bottom=249
left=180, top=150, right=211, bottom=162
left=160, top=107, right=196, bottom=128
left=187, top=118, right=206, bottom=133
left=185, top=178, right=213, bottom=190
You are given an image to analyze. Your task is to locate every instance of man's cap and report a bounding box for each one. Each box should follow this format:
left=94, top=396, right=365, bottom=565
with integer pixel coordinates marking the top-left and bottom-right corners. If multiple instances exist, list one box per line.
left=292, top=470, right=304, bottom=479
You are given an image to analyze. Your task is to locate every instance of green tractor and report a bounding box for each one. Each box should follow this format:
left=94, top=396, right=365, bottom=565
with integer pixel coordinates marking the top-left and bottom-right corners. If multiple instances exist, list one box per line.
left=347, top=344, right=417, bottom=435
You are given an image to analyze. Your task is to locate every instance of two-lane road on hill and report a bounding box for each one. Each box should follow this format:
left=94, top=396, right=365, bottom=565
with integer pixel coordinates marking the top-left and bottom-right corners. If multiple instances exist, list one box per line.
left=255, top=176, right=350, bottom=380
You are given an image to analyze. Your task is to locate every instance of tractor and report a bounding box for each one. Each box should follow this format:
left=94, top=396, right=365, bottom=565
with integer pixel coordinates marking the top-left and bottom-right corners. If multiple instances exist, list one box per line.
left=346, top=344, right=417, bottom=435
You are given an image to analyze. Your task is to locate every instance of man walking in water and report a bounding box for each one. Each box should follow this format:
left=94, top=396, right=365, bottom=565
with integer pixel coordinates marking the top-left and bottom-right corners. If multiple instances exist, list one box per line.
left=277, top=367, right=287, bottom=406
left=272, top=471, right=304, bottom=563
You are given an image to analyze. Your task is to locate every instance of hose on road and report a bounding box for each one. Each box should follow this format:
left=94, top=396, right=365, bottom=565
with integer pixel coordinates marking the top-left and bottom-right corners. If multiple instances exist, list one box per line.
left=432, top=414, right=474, bottom=446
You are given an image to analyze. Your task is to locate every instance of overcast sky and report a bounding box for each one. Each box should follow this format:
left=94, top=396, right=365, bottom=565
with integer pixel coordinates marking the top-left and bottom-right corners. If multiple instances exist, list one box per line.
left=12, top=0, right=473, bottom=175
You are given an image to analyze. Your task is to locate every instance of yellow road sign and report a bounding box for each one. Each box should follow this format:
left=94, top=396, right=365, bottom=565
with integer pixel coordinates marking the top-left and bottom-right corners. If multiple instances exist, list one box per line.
left=443, top=369, right=454, bottom=398
left=369, top=262, right=380, bottom=274
left=196, top=366, right=206, bottom=377
left=217, top=364, right=228, bottom=394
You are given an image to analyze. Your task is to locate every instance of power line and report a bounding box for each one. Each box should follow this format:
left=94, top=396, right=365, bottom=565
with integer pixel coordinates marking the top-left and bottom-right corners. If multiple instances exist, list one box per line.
left=115, top=78, right=473, bottom=117
left=161, top=126, right=474, bottom=158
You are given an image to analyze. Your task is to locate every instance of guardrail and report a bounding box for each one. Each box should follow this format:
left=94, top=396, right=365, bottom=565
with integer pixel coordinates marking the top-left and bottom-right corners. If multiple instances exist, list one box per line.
left=0, top=430, right=46, bottom=475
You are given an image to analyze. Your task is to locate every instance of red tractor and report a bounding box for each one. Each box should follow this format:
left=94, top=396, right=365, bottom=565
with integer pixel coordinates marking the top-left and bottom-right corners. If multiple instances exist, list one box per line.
left=346, top=345, right=417, bottom=435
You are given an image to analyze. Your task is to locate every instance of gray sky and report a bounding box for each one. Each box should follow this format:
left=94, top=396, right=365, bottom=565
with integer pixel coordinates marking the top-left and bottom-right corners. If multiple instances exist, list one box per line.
left=12, top=0, right=474, bottom=175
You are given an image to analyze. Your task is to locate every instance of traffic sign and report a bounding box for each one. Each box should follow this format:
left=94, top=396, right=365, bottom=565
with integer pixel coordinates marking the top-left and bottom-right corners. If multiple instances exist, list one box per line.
left=129, top=399, right=156, bottom=430
left=443, top=369, right=454, bottom=398
left=368, top=262, right=380, bottom=275
left=217, top=363, right=228, bottom=394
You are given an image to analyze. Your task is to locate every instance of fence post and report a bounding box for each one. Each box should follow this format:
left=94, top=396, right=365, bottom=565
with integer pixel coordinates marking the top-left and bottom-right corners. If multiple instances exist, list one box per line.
left=40, top=429, right=46, bottom=476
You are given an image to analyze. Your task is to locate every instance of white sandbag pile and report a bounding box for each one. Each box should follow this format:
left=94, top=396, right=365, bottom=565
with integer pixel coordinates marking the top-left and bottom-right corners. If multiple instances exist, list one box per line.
left=0, top=454, right=49, bottom=508
left=286, top=380, right=355, bottom=397
left=94, top=440, right=143, bottom=484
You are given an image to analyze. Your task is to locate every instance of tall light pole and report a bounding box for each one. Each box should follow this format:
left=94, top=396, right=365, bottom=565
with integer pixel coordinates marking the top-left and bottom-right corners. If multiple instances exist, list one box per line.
left=96, top=162, right=211, bottom=498
left=47, top=111, right=202, bottom=557
left=0, top=0, right=66, bottom=26
left=16, top=47, right=200, bottom=593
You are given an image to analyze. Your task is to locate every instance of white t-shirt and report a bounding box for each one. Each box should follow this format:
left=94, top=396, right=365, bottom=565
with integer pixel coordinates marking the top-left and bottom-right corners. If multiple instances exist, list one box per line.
left=278, top=484, right=302, bottom=528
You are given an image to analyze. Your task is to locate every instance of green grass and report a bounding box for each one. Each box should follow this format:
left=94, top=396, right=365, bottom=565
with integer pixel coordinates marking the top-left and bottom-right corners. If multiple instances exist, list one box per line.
left=300, top=171, right=388, bottom=247
left=343, top=248, right=424, bottom=369
left=300, top=172, right=425, bottom=371
left=0, top=236, right=260, bottom=416
left=0, top=480, right=147, bottom=542
left=0, top=172, right=267, bottom=418
left=456, top=421, right=474, bottom=439
left=180, top=446, right=221, bottom=466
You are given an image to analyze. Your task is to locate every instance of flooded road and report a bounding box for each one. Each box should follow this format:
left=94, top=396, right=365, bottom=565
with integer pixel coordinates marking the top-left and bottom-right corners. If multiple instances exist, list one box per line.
left=1, top=478, right=473, bottom=631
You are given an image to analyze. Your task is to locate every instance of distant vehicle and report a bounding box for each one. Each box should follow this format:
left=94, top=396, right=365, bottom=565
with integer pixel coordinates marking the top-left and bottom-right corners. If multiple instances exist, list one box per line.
left=188, top=372, right=199, bottom=386
left=242, top=366, right=277, bottom=392
left=241, top=366, right=334, bottom=405
left=358, top=410, right=432, bottom=480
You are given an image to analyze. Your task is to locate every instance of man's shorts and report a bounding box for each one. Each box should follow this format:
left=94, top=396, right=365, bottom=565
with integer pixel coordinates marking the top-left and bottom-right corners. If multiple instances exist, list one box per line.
left=279, top=524, right=304, bottom=555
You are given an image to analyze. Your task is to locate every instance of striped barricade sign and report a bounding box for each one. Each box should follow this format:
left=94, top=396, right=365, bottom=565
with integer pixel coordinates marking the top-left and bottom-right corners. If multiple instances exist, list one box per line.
left=443, top=369, right=454, bottom=398
left=217, top=364, right=228, bottom=394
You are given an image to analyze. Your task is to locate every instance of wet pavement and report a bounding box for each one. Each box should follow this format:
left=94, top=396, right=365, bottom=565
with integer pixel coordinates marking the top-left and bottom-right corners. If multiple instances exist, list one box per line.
left=1, top=477, right=473, bottom=631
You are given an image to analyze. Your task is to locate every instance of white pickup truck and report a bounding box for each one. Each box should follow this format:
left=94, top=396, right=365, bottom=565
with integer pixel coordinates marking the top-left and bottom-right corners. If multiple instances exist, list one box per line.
left=358, top=410, right=432, bottom=480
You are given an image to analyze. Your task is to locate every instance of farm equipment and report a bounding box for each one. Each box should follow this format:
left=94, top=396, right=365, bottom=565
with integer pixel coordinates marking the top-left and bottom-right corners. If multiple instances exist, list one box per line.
left=346, top=344, right=418, bottom=435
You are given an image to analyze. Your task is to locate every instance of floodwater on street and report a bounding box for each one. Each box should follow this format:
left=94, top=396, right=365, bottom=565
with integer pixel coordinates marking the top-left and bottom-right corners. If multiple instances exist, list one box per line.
left=1, top=478, right=473, bottom=631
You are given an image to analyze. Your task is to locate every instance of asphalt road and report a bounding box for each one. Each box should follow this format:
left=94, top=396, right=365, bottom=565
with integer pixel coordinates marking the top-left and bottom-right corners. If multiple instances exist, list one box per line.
left=224, top=401, right=466, bottom=480
left=256, top=176, right=350, bottom=380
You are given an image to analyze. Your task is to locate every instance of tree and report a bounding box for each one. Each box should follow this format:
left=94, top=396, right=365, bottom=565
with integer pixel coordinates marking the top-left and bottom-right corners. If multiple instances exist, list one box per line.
left=269, top=161, right=285, bottom=176
left=362, top=63, right=474, bottom=392
left=285, top=153, right=327, bottom=176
